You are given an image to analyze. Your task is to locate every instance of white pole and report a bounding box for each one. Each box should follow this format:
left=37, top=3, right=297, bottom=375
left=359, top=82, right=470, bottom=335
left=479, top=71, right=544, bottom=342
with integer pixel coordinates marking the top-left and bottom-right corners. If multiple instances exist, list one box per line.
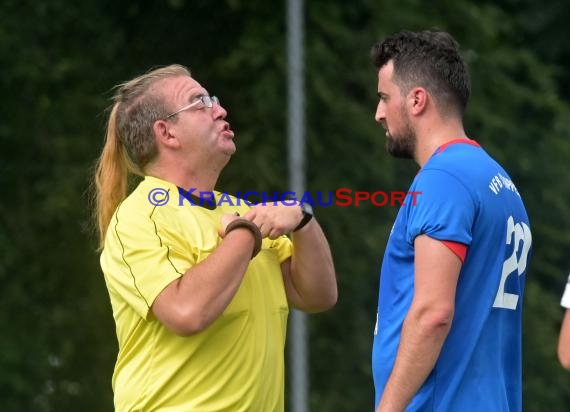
left=287, top=0, right=307, bottom=411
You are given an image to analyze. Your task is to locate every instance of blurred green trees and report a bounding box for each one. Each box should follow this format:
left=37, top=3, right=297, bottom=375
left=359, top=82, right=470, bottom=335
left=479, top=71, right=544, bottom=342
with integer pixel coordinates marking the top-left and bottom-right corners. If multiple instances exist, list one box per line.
left=1, top=0, right=569, bottom=410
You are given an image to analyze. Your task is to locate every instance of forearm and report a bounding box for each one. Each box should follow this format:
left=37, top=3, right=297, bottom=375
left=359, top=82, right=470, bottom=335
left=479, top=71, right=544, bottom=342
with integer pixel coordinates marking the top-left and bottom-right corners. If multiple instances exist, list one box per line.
left=289, top=220, right=337, bottom=312
left=153, top=228, right=255, bottom=335
left=242, top=202, right=337, bottom=311
left=377, top=306, right=452, bottom=412
left=558, top=309, right=570, bottom=370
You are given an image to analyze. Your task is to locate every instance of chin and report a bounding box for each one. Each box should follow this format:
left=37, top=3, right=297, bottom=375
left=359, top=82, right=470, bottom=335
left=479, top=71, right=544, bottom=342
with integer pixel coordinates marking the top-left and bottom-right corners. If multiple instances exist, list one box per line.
left=388, top=150, right=414, bottom=160
left=220, top=140, right=236, bottom=154
left=222, top=147, right=236, bottom=158
left=386, top=131, right=416, bottom=159
left=226, top=144, right=237, bottom=155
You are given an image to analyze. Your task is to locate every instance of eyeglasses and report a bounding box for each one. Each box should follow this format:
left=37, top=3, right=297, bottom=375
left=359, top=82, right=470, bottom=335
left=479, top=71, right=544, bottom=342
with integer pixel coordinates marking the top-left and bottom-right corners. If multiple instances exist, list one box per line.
left=165, top=95, right=220, bottom=119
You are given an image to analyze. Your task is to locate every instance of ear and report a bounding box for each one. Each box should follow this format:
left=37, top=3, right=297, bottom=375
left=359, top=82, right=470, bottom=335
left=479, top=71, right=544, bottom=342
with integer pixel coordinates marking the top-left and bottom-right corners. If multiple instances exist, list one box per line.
left=408, top=87, right=428, bottom=115
left=153, top=119, right=180, bottom=149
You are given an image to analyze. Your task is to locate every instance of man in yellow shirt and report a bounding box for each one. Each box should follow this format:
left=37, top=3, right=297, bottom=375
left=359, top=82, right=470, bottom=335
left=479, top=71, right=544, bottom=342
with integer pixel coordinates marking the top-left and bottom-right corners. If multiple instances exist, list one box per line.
left=93, top=64, right=337, bottom=411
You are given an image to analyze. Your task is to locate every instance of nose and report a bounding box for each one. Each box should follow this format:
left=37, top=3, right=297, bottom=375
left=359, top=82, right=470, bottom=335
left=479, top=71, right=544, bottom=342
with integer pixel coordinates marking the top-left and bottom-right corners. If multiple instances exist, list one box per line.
left=374, top=102, right=385, bottom=123
left=212, top=101, right=227, bottom=120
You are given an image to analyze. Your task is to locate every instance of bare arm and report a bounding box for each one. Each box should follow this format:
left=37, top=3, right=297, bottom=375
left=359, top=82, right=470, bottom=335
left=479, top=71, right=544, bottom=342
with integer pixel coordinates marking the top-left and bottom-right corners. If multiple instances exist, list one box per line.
left=283, top=219, right=337, bottom=312
left=245, top=203, right=337, bottom=312
left=376, top=235, right=461, bottom=412
left=151, top=215, right=258, bottom=336
left=558, top=309, right=570, bottom=370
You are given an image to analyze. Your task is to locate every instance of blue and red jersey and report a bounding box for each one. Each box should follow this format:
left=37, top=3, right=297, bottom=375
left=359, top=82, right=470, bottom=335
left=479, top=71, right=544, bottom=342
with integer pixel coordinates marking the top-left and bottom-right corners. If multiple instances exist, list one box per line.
left=373, top=140, right=532, bottom=411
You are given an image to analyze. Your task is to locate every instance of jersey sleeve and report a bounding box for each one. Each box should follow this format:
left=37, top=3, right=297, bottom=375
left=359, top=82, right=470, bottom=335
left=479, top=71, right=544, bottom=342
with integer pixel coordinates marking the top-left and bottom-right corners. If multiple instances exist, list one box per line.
left=562, top=274, right=570, bottom=309
left=406, top=169, right=475, bottom=246
left=441, top=240, right=468, bottom=263
left=102, top=207, right=192, bottom=320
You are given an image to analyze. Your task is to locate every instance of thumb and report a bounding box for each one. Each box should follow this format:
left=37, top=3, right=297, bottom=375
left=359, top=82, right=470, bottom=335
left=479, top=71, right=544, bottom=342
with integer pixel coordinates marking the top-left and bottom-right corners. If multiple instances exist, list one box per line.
left=219, top=213, right=240, bottom=236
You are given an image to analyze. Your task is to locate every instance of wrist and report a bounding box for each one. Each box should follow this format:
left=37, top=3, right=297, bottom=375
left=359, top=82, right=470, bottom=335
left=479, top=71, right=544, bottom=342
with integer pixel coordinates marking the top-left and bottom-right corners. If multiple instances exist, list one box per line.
left=224, top=219, right=263, bottom=259
left=293, top=202, right=314, bottom=232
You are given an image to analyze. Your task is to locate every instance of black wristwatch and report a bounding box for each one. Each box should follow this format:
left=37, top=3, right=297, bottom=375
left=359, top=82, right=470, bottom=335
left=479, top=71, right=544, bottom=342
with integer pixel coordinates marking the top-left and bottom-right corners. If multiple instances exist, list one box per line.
left=293, top=202, right=314, bottom=232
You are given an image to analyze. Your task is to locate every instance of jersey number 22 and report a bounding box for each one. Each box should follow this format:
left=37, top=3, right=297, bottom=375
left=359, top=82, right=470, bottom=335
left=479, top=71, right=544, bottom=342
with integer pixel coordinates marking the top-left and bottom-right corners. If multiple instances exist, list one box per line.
left=493, top=215, right=532, bottom=310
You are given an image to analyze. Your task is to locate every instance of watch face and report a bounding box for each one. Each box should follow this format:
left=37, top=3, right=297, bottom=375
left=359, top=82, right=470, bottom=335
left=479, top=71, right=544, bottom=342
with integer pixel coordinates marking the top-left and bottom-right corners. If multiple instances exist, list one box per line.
left=301, top=202, right=314, bottom=215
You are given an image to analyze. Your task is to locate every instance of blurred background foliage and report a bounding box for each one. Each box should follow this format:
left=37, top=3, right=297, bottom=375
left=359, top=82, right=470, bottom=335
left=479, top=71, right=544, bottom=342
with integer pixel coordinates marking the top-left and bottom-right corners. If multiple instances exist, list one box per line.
left=1, top=0, right=569, bottom=410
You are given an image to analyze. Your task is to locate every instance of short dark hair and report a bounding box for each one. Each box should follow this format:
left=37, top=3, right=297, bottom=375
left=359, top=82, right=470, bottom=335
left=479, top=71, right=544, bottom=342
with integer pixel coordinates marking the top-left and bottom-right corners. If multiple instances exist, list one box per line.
left=371, top=30, right=471, bottom=116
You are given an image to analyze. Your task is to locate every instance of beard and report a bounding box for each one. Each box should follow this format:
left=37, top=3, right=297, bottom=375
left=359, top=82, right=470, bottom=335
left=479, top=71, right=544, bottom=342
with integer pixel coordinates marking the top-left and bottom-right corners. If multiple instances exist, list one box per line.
left=385, top=109, right=416, bottom=159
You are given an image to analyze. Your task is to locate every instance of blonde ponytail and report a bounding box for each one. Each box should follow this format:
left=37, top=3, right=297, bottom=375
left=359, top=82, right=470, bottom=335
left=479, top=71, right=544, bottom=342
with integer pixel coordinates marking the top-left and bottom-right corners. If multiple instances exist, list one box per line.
left=95, top=104, right=130, bottom=249
left=93, top=64, right=191, bottom=249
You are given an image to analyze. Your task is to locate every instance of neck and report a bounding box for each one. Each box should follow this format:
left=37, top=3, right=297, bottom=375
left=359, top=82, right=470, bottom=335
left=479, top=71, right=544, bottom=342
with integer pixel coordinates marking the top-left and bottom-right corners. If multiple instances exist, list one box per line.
left=415, top=120, right=468, bottom=167
left=146, top=158, right=225, bottom=193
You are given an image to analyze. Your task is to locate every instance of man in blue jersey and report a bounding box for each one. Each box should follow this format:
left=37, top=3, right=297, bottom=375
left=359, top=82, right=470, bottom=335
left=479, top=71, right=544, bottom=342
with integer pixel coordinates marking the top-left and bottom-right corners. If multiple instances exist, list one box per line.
left=370, top=30, right=532, bottom=412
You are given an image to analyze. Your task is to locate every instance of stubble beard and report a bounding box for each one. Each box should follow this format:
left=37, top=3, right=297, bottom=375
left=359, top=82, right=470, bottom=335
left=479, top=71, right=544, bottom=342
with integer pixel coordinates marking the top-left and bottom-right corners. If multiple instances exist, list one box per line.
left=385, top=111, right=416, bottom=160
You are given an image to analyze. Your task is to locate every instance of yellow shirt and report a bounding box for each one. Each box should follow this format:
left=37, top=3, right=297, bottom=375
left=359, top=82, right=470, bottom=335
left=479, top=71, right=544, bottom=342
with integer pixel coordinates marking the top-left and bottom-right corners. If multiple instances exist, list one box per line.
left=101, top=176, right=292, bottom=411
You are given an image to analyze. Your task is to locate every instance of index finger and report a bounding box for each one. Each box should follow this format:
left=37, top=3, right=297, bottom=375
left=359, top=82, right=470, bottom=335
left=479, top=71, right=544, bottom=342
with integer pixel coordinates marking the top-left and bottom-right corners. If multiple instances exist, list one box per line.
left=243, top=208, right=257, bottom=221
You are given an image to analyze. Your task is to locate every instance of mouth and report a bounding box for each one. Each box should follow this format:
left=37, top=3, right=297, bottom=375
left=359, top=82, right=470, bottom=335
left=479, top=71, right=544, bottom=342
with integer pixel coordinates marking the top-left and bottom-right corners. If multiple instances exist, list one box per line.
left=380, top=122, right=389, bottom=138
left=221, top=123, right=234, bottom=138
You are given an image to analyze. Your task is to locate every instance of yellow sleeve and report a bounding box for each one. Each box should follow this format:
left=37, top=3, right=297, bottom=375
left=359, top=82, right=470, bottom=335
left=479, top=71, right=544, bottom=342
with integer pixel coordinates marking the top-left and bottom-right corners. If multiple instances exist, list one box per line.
left=101, top=205, right=194, bottom=320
